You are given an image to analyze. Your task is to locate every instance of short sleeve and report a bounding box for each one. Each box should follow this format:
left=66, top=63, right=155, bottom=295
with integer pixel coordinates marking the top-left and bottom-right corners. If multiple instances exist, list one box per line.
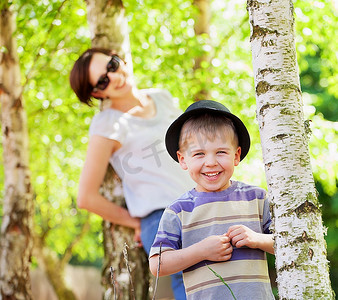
left=149, top=208, right=182, bottom=258
left=148, top=88, right=181, bottom=114
left=89, top=110, right=128, bottom=144
left=161, top=89, right=174, bottom=103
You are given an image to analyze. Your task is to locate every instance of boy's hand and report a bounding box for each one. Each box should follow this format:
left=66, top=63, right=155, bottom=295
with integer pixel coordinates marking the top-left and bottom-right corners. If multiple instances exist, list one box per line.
left=198, top=235, right=233, bottom=262
left=149, top=234, right=234, bottom=277
left=227, top=225, right=258, bottom=249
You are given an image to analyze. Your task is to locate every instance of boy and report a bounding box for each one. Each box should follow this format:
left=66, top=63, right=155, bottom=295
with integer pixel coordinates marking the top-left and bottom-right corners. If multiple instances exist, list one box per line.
left=149, top=100, right=275, bottom=299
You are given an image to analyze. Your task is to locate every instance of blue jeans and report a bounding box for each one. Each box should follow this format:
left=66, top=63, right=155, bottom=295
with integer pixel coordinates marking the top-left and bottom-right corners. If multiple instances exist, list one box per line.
left=141, top=209, right=186, bottom=300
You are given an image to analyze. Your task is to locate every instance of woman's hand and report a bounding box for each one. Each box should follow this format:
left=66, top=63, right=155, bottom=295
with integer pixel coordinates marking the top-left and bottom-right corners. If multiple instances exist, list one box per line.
left=133, top=221, right=143, bottom=248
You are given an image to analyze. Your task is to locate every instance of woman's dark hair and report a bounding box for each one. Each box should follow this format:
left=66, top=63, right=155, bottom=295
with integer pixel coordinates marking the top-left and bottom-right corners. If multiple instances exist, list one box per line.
left=69, top=48, right=113, bottom=106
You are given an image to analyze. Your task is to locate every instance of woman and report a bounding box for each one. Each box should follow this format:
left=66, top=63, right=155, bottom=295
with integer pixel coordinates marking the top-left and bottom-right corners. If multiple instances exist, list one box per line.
left=69, top=48, right=193, bottom=299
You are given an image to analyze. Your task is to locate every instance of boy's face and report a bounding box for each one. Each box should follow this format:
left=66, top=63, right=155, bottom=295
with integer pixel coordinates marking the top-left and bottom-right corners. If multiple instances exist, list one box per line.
left=177, top=132, right=241, bottom=193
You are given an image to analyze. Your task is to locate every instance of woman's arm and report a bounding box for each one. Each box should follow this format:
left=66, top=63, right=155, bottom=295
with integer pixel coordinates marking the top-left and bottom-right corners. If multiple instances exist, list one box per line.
left=149, top=235, right=233, bottom=277
left=77, top=135, right=140, bottom=230
left=227, top=225, right=275, bottom=254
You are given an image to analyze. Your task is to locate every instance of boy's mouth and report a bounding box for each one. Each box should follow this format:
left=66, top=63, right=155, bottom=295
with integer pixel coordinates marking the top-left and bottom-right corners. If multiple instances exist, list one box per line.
left=203, top=172, right=221, bottom=177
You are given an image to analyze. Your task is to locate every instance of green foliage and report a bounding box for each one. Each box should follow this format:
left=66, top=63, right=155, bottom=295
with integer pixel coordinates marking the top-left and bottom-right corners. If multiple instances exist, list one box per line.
left=294, top=0, right=338, bottom=122
left=0, top=1, right=337, bottom=294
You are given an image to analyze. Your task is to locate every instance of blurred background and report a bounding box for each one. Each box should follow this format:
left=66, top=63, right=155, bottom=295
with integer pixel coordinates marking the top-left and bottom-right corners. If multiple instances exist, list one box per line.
left=0, top=0, right=337, bottom=298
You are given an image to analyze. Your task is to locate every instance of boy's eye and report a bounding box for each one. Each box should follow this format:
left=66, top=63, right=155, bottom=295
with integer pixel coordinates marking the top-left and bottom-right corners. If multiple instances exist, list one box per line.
left=193, top=152, right=204, bottom=157
left=217, top=151, right=227, bottom=154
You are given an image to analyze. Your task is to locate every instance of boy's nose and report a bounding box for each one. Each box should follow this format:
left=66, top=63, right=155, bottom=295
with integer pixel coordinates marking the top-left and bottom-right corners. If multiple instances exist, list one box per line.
left=204, top=154, right=217, bottom=166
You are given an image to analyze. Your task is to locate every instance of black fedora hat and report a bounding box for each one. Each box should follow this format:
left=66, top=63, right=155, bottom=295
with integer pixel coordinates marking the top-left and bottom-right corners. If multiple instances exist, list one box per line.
left=165, top=100, right=251, bottom=162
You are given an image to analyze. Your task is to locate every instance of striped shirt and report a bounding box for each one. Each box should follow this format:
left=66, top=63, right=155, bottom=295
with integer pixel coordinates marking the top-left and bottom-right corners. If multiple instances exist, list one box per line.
left=149, top=181, right=275, bottom=299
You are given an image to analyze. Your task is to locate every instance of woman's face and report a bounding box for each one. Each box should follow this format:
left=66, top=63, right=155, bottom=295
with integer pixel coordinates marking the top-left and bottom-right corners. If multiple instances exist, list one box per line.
left=89, top=53, right=133, bottom=99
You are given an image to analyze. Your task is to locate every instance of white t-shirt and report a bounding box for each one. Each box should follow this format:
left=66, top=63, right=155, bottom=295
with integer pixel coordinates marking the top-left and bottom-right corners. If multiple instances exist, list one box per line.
left=89, top=89, right=194, bottom=217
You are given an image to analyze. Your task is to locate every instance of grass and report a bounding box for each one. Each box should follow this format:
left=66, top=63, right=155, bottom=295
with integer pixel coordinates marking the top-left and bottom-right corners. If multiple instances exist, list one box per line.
left=207, top=265, right=237, bottom=300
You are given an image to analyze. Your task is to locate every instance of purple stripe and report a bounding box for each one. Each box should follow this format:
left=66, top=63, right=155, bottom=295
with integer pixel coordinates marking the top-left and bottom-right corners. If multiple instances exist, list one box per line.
left=152, top=238, right=180, bottom=250
left=170, top=190, right=266, bottom=214
left=184, top=247, right=265, bottom=273
left=170, top=200, right=195, bottom=214
left=157, top=230, right=180, bottom=239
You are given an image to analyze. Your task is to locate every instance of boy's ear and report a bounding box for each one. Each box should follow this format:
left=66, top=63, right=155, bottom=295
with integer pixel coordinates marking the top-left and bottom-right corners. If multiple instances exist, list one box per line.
left=177, top=151, right=188, bottom=170
left=234, top=146, right=241, bottom=166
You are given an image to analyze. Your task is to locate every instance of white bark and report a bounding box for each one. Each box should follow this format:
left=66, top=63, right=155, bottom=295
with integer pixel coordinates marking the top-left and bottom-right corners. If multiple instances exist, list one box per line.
left=86, top=0, right=133, bottom=72
left=0, top=3, right=34, bottom=299
left=247, top=0, right=334, bottom=299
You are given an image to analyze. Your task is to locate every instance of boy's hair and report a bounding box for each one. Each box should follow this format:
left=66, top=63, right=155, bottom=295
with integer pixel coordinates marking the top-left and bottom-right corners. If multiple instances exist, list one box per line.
left=165, top=100, right=251, bottom=162
left=178, top=113, right=239, bottom=152
left=69, top=48, right=117, bottom=106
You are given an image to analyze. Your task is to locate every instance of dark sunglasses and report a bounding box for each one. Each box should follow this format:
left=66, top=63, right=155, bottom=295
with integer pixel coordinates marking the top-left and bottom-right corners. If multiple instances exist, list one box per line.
left=93, top=55, right=122, bottom=91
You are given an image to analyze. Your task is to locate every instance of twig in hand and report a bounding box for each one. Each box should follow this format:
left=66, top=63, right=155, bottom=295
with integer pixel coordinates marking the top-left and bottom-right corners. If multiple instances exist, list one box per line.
left=110, top=267, right=117, bottom=300
left=123, top=243, right=136, bottom=300
left=152, top=242, right=163, bottom=300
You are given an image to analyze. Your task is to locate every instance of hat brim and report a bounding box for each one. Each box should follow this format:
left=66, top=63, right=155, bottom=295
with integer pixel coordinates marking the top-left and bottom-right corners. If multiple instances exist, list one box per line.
left=165, top=106, right=250, bottom=162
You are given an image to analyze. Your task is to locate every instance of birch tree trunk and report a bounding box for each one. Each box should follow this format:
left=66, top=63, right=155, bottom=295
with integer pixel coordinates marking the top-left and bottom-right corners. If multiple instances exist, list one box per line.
left=85, top=1, right=149, bottom=299
left=0, top=3, right=34, bottom=299
left=247, top=0, right=334, bottom=298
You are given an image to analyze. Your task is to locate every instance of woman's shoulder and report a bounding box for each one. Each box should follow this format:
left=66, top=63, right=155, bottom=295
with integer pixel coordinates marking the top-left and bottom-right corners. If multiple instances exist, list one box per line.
left=142, top=88, right=173, bottom=104
left=89, top=109, right=127, bottom=141
left=142, top=88, right=172, bottom=97
left=142, top=88, right=182, bottom=115
left=90, top=109, right=120, bottom=128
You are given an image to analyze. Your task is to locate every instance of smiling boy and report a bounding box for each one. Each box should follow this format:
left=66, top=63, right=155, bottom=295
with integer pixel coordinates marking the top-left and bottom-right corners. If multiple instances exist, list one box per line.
left=149, top=100, right=275, bottom=299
